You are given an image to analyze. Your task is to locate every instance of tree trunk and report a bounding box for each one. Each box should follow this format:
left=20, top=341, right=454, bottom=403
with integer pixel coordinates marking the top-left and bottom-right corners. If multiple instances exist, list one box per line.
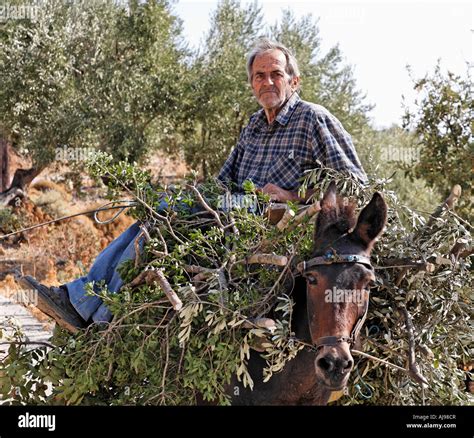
left=0, top=138, right=10, bottom=192
left=0, top=139, right=43, bottom=206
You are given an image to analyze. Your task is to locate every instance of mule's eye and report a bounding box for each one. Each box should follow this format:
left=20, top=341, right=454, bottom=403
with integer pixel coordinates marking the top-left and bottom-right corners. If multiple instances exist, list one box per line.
left=305, top=273, right=318, bottom=285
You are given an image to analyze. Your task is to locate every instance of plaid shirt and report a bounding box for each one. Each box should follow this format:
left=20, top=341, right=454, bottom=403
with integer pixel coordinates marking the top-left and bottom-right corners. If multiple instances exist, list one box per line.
left=218, top=93, right=367, bottom=191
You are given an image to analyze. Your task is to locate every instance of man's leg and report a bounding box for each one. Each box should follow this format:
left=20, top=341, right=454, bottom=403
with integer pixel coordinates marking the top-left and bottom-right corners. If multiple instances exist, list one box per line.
left=21, top=197, right=184, bottom=330
left=19, top=221, right=146, bottom=331
left=67, top=221, right=144, bottom=322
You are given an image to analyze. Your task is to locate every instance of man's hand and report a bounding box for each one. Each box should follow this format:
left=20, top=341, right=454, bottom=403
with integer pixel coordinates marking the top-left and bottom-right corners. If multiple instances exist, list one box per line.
left=259, top=183, right=298, bottom=202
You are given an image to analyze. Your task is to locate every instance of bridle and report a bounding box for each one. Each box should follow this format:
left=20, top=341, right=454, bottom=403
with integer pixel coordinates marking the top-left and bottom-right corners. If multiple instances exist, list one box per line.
left=296, top=247, right=373, bottom=351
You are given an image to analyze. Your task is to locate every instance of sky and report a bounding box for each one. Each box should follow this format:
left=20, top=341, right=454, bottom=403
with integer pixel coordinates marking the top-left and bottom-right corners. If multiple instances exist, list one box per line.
left=172, top=0, right=473, bottom=129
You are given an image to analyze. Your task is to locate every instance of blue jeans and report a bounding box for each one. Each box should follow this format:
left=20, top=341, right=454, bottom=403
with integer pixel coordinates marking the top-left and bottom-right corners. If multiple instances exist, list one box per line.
left=67, top=221, right=146, bottom=323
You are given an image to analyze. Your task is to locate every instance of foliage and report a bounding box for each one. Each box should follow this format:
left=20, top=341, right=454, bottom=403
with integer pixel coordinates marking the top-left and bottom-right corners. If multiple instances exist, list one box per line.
left=402, top=64, right=473, bottom=218
left=179, top=0, right=262, bottom=177
left=0, top=0, right=187, bottom=167
left=355, top=125, right=441, bottom=213
left=0, top=155, right=471, bottom=406
left=0, top=206, right=24, bottom=233
left=0, top=0, right=372, bottom=181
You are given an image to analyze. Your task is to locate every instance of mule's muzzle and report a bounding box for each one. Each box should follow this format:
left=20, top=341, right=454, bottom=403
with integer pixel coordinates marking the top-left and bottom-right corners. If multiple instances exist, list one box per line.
left=317, top=354, right=353, bottom=375
left=314, top=346, right=354, bottom=389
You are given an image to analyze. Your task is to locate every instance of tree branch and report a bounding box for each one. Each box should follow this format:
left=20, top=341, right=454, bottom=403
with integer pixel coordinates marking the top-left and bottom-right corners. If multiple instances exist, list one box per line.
left=399, top=305, right=429, bottom=386
left=187, top=184, right=224, bottom=229
left=126, top=268, right=182, bottom=311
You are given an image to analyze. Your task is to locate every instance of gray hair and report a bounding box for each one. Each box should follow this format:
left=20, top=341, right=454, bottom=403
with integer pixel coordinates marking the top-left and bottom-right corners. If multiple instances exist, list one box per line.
left=246, top=38, right=300, bottom=83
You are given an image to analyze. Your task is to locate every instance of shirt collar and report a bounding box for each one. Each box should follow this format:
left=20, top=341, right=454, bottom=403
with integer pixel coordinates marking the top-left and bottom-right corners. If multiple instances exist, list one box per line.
left=255, top=92, right=301, bottom=127
left=275, top=92, right=301, bottom=126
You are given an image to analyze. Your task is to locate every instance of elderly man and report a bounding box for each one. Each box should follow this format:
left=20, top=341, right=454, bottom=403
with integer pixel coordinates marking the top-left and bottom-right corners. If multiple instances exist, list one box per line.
left=218, top=39, right=366, bottom=200
left=19, top=39, right=367, bottom=332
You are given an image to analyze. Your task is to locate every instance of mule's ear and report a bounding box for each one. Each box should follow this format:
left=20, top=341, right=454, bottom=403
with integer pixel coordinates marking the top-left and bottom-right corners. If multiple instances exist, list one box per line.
left=321, top=181, right=337, bottom=210
left=314, top=181, right=338, bottom=240
left=352, top=192, right=387, bottom=248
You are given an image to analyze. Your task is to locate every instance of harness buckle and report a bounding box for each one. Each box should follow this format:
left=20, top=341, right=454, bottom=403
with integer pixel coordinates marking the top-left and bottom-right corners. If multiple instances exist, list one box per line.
left=323, top=249, right=338, bottom=264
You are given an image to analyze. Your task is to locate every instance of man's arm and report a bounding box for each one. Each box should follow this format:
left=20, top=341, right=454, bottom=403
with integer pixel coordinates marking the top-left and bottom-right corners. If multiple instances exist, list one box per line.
left=259, top=183, right=316, bottom=203
left=313, top=112, right=368, bottom=184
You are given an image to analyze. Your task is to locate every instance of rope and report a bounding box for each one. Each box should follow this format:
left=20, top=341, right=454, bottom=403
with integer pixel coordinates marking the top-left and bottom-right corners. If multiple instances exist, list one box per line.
left=354, top=366, right=373, bottom=399
left=93, top=200, right=135, bottom=224
left=0, top=200, right=137, bottom=240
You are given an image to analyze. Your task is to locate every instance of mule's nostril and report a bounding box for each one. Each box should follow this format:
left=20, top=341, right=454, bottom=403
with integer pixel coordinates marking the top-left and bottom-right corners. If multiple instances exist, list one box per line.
left=343, top=359, right=354, bottom=371
left=317, top=357, right=334, bottom=372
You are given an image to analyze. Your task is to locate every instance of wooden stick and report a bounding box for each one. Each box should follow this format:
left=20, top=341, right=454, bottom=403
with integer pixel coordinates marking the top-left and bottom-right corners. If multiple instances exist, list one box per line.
left=276, top=208, right=295, bottom=231
left=351, top=349, right=407, bottom=373
left=246, top=253, right=288, bottom=266
left=134, top=231, right=144, bottom=268
left=352, top=348, right=432, bottom=386
left=288, top=202, right=321, bottom=231
left=228, top=212, right=240, bottom=237
left=184, top=265, right=214, bottom=274
left=192, top=272, right=213, bottom=283
left=392, top=261, right=435, bottom=285
left=152, top=269, right=183, bottom=311
left=217, top=267, right=229, bottom=307
left=125, top=270, right=150, bottom=289
left=187, top=184, right=224, bottom=229
left=427, top=184, right=462, bottom=227
left=266, top=203, right=290, bottom=225
left=242, top=317, right=277, bottom=332
left=450, top=242, right=473, bottom=260
left=150, top=250, right=168, bottom=258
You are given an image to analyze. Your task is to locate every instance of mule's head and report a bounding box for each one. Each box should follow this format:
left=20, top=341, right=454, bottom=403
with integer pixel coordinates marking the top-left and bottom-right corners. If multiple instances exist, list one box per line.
left=301, top=182, right=387, bottom=391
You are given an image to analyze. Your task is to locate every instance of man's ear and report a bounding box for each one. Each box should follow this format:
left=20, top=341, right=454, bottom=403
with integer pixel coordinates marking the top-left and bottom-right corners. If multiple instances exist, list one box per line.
left=291, top=76, right=300, bottom=92
left=352, top=192, right=387, bottom=248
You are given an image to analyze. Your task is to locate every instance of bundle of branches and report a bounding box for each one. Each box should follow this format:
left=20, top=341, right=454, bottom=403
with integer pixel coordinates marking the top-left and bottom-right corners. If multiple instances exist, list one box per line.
left=0, top=152, right=472, bottom=406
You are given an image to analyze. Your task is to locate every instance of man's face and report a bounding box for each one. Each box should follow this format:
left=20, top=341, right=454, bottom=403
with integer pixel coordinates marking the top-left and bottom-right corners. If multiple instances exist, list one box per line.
left=251, top=49, right=298, bottom=111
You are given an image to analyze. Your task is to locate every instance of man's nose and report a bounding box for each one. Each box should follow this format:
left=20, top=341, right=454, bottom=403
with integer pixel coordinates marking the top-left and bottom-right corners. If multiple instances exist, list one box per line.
left=261, top=75, right=274, bottom=86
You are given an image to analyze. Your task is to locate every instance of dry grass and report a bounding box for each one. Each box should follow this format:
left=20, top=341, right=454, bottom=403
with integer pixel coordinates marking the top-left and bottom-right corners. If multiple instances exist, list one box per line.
left=30, top=179, right=72, bottom=201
